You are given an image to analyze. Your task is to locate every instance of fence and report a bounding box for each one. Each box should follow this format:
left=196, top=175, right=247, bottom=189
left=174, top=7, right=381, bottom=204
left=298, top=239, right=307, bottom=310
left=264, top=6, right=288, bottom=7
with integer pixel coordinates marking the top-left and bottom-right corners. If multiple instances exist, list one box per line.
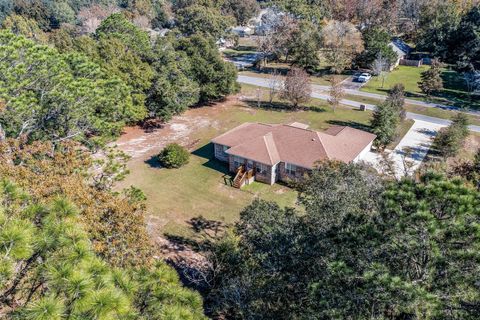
left=399, top=59, right=423, bottom=67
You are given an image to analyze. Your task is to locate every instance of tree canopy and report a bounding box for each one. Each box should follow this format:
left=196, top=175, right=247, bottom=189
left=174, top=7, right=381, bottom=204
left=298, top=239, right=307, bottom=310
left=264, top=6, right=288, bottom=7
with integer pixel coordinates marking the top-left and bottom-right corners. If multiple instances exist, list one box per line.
left=0, top=31, right=139, bottom=145
left=207, top=162, right=480, bottom=320
left=0, top=178, right=207, bottom=319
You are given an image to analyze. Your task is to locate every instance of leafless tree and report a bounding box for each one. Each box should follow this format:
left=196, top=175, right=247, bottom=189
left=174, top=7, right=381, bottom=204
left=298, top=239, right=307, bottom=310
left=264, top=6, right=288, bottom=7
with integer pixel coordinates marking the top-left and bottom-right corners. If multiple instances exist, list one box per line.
left=327, top=75, right=345, bottom=112
left=281, top=67, right=312, bottom=109
left=464, top=71, right=480, bottom=94
left=322, top=20, right=364, bottom=74
left=268, top=70, right=283, bottom=104
left=271, top=15, right=299, bottom=62
left=371, top=54, right=390, bottom=88
left=77, top=4, right=120, bottom=34
left=400, top=146, right=416, bottom=177
left=256, top=33, right=275, bottom=68
left=133, top=15, right=151, bottom=29
left=378, top=152, right=397, bottom=178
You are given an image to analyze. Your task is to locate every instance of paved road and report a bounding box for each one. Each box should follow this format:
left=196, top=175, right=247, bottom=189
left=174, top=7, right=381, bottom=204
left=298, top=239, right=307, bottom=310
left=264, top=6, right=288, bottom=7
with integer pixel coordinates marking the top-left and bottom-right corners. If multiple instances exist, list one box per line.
left=237, top=75, right=480, bottom=132
left=363, top=120, right=444, bottom=178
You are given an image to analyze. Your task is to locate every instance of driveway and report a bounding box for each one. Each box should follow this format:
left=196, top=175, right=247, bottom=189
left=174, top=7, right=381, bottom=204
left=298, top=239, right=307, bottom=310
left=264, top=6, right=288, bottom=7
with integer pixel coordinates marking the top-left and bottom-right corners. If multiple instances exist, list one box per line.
left=362, top=120, right=444, bottom=178
left=340, top=76, right=366, bottom=90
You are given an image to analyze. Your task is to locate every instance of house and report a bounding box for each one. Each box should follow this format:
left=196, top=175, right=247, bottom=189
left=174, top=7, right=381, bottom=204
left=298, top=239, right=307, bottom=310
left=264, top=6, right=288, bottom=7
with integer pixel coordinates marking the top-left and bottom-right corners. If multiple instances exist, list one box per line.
left=389, top=38, right=412, bottom=68
left=231, top=26, right=254, bottom=37
left=211, top=122, right=376, bottom=188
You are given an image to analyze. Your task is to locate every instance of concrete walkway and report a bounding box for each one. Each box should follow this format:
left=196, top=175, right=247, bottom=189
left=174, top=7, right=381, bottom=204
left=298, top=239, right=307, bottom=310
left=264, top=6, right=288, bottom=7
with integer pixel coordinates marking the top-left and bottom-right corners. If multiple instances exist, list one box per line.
left=362, top=120, right=444, bottom=178
left=237, top=74, right=480, bottom=133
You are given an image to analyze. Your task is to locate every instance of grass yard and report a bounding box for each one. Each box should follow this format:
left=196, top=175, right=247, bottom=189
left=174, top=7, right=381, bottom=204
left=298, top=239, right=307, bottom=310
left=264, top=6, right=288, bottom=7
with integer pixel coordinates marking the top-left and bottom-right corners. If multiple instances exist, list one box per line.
left=343, top=93, right=480, bottom=126
left=361, top=65, right=480, bottom=110
left=116, top=85, right=375, bottom=238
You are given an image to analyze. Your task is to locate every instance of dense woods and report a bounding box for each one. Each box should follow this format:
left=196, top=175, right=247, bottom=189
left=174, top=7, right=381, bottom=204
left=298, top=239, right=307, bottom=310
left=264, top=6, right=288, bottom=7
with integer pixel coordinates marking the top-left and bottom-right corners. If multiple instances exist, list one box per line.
left=206, top=162, right=480, bottom=319
left=0, top=1, right=479, bottom=319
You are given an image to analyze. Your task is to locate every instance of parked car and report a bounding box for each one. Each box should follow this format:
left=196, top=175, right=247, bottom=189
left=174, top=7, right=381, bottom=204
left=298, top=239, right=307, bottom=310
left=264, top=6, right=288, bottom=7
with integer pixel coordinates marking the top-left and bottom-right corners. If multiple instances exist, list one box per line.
left=357, top=73, right=372, bottom=83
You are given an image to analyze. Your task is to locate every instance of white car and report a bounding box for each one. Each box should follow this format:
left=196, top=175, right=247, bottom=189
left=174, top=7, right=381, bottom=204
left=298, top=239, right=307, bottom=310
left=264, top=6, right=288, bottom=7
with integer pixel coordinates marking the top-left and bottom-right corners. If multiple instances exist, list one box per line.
left=357, top=73, right=372, bottom=83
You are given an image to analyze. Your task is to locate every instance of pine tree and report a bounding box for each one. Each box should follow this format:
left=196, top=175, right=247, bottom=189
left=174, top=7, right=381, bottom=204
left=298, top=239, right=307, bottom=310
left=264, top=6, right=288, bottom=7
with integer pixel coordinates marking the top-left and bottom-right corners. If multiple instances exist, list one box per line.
left=419, top=59, right=444, bottom=96
left=371, top=100, right=399, bottom=150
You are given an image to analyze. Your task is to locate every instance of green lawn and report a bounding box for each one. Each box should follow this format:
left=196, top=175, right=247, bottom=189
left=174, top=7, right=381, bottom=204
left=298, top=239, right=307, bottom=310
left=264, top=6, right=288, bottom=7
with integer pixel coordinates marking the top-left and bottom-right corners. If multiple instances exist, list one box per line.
left=117, top=85, right=375, bottom=238
left=343, top=93, right=480, bottom=126
left=361, top=65, right=428, bottom=96
left=361, top=65, right=479, bottom=109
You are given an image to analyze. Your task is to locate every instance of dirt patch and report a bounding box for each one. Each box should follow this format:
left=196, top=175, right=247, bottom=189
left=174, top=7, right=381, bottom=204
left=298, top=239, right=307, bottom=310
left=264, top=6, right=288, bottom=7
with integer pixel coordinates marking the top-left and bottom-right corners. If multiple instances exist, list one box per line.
left=114, top=96, right=240, bottom=160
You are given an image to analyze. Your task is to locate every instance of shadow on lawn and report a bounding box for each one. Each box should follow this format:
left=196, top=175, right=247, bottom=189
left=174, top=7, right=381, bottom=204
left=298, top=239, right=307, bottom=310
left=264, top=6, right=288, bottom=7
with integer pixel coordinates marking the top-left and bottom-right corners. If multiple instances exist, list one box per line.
left=192, top=143, right=233, bottom=186
left=144, top=155, right=162, bottom=169
left=244, top=100, right=326, bottom=112
left=327, top=120, right=372, bottom=132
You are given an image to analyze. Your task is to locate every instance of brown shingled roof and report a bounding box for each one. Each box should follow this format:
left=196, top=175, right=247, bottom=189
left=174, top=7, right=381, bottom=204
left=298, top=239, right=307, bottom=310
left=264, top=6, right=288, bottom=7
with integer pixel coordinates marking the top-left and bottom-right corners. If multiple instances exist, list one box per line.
left=211, top=123, right=376, bottom=168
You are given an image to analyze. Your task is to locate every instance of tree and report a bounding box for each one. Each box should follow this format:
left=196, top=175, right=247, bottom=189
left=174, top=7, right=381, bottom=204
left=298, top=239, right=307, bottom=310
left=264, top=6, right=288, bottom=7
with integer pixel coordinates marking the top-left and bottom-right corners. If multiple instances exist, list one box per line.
left=387, top=83, right=406, bottom=120
left=268, top=70, right=283, bottom=104
left=77, top=4, right=120, bottom=34
left=280, top=67, right=312, bottom=109
left=0, top=180, right=208, bottom=319
left=419, top=59, right=444, bottom=96
left=147, top=38, right=200, bottom=120
left=207, top=161, right=387, bottom=319
left=289, top=21, right=322, bottom=71
left=176, top=34, right=238, bottom=103
left=416, top=0, right=460, bottom=61
left=327, top=75, right=345, bottom=112
left=463, top=70, right=480, bottom=94
left=356, top=27, right=397, bottom=68
left=322, top=20, right=364, bottom=73
left=377, top=172, right=480, bottom=319
left=0, top=139, right=152, bottom=268
left=0, top=31, right=139, bottom=145
left=158, top=143, right=190, bottom=168
left=176, top=5, right=235, bottom=39
left=1, top=13, right=48, bottom=43
left=371, top=100, right=399, bottom=149
left=449, top=5, right=480, bottom=71
left=207, top=166, right=480, bottom=319
left=371, top=54, right=389, bottom=88
left=222, top=0, right=259, bottom=26
left=95, top=12, right=152, bottom=59
left=433, top=113, right=469, bottom=158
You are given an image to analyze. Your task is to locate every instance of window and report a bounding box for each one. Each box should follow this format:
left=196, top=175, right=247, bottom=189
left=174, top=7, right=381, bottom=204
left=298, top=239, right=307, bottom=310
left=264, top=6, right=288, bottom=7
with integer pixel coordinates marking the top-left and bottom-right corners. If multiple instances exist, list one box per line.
left=285, top=163, right=297, bottom=175
left=233, top=156, right=243, bottom=169
left=215, top=144, right=228, bottom=160
left=256, top=163, right=267, bottom=174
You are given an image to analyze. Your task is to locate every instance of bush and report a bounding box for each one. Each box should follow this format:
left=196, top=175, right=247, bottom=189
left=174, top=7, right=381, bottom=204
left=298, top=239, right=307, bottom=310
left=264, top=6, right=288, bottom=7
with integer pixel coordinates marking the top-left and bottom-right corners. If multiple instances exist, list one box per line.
left=158, top=143, right=190, bottom=168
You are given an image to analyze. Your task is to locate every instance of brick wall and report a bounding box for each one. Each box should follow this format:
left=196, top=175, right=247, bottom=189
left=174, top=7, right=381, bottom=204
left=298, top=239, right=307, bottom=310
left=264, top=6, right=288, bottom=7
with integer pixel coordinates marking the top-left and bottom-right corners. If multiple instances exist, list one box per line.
left=214, top=143, right=229, bottom=162
left=278, top=162, right=311, bottom=183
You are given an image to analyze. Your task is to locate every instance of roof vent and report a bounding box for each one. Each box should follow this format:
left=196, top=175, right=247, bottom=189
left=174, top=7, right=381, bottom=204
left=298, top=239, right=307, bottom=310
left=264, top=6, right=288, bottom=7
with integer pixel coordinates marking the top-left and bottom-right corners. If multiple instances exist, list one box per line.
left=311, top=138, right=316, bottom=141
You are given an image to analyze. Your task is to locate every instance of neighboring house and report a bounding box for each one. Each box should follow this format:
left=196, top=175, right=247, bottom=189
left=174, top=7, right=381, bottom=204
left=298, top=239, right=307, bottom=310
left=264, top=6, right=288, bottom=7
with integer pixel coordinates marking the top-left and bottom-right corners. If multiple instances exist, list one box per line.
left=231, top=26, right=254, bottom=37
left=211, top=122, right=376, bottom=188
left=252, top=8, right=285, bottom=35
left=389, top=38, right=412, bottom=68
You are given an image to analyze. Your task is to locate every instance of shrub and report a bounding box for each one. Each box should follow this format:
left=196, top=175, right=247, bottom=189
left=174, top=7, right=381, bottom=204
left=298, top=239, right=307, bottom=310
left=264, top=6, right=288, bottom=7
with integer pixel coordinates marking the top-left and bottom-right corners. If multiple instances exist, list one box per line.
left=158, top=143, right=190, bottom=168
